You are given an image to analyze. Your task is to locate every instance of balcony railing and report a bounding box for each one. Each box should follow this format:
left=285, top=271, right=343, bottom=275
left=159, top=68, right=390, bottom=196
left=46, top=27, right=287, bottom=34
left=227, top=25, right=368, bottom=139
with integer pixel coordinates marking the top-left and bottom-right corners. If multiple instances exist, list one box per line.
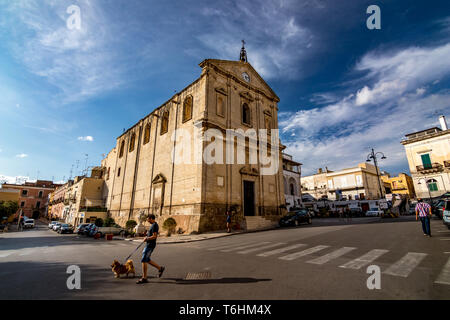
left=416, top=163, right=443, bottom=173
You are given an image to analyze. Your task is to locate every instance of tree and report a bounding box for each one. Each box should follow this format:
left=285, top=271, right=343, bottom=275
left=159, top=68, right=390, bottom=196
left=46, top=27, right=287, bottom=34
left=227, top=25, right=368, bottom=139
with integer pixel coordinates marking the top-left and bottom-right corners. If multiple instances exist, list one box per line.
left=125, top=220, right=137, bottom=231
left=103, top=217, right=115, bottom=227
left=94, top=218, right=104, bottom=227
left=162, top=218, right=177, bottom=236
left=0, top=201, right=19, bottom=219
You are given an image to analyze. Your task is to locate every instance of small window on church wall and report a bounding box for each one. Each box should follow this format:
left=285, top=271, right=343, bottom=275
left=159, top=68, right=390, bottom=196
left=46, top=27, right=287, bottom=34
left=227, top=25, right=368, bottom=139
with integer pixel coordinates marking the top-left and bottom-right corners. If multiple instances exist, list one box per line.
left=242, top=103, right=251, bottom=125
left=143, top=123, right=151, bottom=145
left=129, top=133, right=136, bottom=152
left=161, top=111, right=169, bottom=135
left=265, top=115, right=272, bottom=134
left=119, top=140, right=125, bottom=158
left=183, top=96, right=193, bottom=122
left=217, top=95, right=225, bottom=117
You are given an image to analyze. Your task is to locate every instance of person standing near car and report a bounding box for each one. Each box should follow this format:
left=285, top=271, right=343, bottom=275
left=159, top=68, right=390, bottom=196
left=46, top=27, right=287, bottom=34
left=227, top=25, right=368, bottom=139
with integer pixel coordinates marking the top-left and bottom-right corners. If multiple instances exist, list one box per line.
left=137, top=214, right=165, bottom=284
left=226, top=209, right=232, bottom=233
left=416, top=198, right=432, bottom=237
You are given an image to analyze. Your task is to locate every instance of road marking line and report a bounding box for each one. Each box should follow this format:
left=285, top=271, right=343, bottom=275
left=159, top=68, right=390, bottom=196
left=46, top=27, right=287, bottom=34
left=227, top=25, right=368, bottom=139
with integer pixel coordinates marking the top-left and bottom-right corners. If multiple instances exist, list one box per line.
left=18, top=249, right=33, bottom=256
left=0, top=251, right=15, bottom=258
left=435, top=257, right=450, bottom=285
left=207, top=242, right=257, bottom=251
left=437, top=231, right=450, bottom=233
left=279, top=245, right=329, bottom=261
left=220, top=242, right=271, bottom=252
left=257, top=244, right=307, bottom=257
left=307, top=247, right=357, bottom=265
left=339, top=249, right=389, bottom=270
left=383, top=252, right=428, bottom=278
left=440, top=239, right=450, bottom=241
left=237, top=242, right=286, bottom=254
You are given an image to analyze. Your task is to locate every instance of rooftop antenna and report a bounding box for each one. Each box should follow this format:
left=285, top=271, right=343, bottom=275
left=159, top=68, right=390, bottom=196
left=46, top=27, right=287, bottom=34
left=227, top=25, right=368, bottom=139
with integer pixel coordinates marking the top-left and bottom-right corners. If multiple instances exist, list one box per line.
left=84, top=154, right=89, bottom=176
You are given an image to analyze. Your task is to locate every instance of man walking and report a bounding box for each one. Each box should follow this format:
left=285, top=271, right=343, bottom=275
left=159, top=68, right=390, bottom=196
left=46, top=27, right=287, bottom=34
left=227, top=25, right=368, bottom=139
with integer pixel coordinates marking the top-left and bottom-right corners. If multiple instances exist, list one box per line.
left=415, top=198, right=432, bottom=237
left=136, top=214, right=165, bottom=284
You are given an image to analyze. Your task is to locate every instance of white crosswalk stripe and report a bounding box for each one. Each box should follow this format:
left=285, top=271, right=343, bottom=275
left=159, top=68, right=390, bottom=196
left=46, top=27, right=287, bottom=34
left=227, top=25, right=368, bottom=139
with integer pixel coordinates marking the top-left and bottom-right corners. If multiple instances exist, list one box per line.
left=339, top=249, right=389, bottom=270
left=0, top=250, right=16, bottom=258
left=257, top=243, right=307, bottom=257
left=279, top=245, right=329, bottom=261
left=220, top=242, right=271, bottom=252
left=435, top=257, right=450, bottom=285
left=237, top=243, right=286, bottom=254
left=307, top=247, right=356, bottom=265
left=207, top=242, right=257, bottom=251
left=383, top=252, right=428, bottom=278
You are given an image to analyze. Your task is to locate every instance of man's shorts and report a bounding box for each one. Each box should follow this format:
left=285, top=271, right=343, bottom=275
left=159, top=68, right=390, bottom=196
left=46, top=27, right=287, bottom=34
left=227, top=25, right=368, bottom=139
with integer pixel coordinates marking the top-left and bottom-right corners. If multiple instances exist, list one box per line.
left=141, top=246, right=155, bottom=263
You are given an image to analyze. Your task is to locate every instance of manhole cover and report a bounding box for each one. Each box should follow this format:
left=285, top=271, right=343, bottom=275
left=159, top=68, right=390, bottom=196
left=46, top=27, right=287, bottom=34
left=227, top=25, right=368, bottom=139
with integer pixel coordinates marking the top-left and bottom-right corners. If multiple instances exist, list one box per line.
left=185, top=271, right=211, bottom=280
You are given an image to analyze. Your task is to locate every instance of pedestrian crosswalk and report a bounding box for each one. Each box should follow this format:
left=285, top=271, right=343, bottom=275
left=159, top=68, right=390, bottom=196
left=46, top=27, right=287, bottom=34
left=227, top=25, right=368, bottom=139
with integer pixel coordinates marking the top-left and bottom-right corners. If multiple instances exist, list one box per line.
left=197, top=240, right=450, bottom=286
left=339, top=249, right=389, bottom=270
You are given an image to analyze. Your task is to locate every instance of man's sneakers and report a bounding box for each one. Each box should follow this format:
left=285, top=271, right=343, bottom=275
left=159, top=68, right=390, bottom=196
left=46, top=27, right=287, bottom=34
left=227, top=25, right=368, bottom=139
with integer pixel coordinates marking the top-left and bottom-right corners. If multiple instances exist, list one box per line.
left=159, top=266, right=165, bottom=278
left=136, top=278, right=148, bottom=284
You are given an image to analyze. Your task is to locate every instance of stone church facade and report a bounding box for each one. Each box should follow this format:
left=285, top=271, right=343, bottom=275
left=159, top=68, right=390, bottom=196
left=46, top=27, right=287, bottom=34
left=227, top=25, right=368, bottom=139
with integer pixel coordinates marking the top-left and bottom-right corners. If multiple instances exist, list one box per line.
left=101, top=50, right=286, bottom=233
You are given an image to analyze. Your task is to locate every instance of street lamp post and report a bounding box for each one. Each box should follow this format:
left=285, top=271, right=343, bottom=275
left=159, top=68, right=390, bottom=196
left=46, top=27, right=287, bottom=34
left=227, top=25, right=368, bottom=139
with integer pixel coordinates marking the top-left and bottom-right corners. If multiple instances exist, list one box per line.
left=366, top=148, right=386, bottom=200
left=417, top=178, right=432, bottom=203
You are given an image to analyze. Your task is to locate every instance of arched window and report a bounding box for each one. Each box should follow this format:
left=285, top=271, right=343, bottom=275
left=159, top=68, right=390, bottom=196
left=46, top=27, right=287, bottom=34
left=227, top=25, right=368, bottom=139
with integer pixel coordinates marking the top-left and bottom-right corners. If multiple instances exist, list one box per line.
left=161, top=111, right=169, bottom=135
left=119, top=140, right=125, bottom=158
left=183, top=96, right=193, bottom=122
left=427, top=179, right=439, bottom=191
left=129, top=133, right=136, bottom=152
left=143, top=123, right=150, bottom=145
left=290, top=184, right=295, bottom=196
left=217, top=95, right=225, bottom=117
left=242, top=103, right=251, bottom=125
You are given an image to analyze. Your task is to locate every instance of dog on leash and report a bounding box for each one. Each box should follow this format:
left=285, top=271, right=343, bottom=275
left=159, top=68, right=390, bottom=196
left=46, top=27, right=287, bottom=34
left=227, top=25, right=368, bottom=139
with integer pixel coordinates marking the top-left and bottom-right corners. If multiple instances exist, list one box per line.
left=111, top=259, right=136, bottom=278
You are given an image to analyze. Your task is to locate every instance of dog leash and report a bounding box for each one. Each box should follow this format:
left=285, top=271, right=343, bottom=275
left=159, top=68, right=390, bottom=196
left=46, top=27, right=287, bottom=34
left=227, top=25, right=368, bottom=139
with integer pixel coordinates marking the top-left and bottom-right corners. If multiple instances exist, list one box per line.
left=124, top=240, right=146, bottom=263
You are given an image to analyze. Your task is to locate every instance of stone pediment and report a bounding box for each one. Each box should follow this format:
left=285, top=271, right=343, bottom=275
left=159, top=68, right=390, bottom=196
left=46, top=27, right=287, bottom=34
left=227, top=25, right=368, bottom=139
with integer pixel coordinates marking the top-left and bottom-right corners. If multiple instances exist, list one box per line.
left=239, top=165, right=259, bottom=176
left=152, top=174, right=167, bottom=184
left=199, top=59, right=279, bottom=102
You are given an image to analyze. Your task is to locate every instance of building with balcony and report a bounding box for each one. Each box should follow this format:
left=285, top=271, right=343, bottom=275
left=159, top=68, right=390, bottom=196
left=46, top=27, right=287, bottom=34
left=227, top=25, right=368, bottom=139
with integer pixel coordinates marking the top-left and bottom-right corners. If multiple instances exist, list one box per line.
left=282, top=153, right=302, bottom=211
left=64, top=175, right=107, bottom=226
left=1, top=180, right=61, bottom=218
left=401, top=115, right=450, bottom=199
left=381, top=173, right=416, bottom=199
left=302, top=163, right=386, bottom=201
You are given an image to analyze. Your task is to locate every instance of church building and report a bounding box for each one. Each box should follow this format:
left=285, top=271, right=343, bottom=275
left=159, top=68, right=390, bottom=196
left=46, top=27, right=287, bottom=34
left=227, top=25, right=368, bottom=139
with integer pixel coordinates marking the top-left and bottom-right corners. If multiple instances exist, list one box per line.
left=101, top=44, right=287, bottom=233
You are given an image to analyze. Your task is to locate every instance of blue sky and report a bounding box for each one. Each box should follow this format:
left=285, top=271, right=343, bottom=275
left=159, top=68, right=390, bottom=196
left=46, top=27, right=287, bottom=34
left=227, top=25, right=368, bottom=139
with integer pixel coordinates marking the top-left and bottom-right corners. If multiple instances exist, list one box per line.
left=0, top=0, right=449, bottom=183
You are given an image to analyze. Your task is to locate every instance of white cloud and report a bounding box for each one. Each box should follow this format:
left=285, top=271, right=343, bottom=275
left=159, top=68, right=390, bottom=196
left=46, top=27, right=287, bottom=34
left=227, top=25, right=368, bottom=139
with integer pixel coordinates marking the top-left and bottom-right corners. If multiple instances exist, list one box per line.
left=78, top=136, right=94, bottom=142
left=354, top=44, right=450, bottom=106
left=281, top=42, right=450, bottom=176
left=3, top=0, right=125, bottom=103
left=197, top=1, right=313, bottom=80
left=15, top=154, right=28, bottom=158
left=0, top=175, right=31, bottom=185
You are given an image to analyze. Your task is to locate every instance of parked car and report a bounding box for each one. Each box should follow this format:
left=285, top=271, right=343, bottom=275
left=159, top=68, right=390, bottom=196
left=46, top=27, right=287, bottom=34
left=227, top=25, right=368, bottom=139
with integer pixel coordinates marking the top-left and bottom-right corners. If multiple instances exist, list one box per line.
left=52, top=222, right=62, bottom=231
left=85, top=224, right=99, bottom=237
left=350, top=208, right=363, bottom=217
left=58, top=224, right=74, bottom=234
left=442, top=200, right=450, bottom=229
left=97, top=226, right=125, bottom=238
left=408, top=204, right=416, bottom=215
left=75, top=223, right=90, bottom=234
left=432, top=200, right=445, bottom=219
left=365, top=210, right=382, bottom=217
left=81, top=223, right=95, bottom=235
left=279, top=209, right=312, bottom=227
left=48, top=221, right=58, bottom=229
left=23, top=218, right=35, bottom=228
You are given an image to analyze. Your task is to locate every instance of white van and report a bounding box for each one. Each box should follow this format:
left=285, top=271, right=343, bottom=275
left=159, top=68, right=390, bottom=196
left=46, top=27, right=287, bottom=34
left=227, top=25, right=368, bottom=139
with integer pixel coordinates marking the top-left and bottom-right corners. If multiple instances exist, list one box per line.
left=23, top=218, right=35, bottom=228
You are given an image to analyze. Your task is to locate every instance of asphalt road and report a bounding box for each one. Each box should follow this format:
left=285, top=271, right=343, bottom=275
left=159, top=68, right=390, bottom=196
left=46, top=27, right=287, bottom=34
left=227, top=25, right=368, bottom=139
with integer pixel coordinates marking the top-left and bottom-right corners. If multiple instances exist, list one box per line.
left=1, top=217, right=449, bottom=300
